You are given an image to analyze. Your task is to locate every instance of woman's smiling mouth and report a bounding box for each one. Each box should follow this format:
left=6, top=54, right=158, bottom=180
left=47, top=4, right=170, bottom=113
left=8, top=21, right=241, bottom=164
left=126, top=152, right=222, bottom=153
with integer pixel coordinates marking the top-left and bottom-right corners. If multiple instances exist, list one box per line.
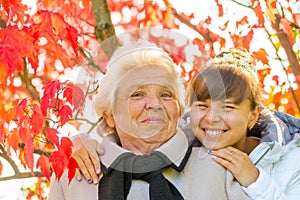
left=141, top=118, right=164, bottom=124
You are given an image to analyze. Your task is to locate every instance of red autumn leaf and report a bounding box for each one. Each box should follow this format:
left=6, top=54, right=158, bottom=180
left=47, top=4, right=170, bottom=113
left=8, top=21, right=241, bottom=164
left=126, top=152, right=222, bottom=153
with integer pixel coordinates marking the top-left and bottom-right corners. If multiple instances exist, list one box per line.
left=24, top=137, right=34, bottom=171
left=273, top=75, right=279, bottom=85
left=43, top=80, right=61, bottom=99
left=205, top=16, right=212, bottom=25
left=37, top=155, right=51, bottom=181
left=0, top=124, right=4, bottom=144
left=1, top=0, right=10, bottom=14
left=40, top=93, right=50, bottom=116
left=26, top=191, right=35, bottom=200
left=49, top=150, right=68, bottom=181
left=7, top=128, right=20, bottom=153
left=50, top=98, right=65, bottom=113
left=50, top=12, right=78, bottom=56
left=219, top=37, right=226, bottom=49
left=43, top=42, right=73, bottom=68
left=73, top=86, right=85, bottom=110
left=19, top=115, right=31, bottom=143
left=58, top=105, right=72, bottom=126
left=253, top=48, right=269, bottom=65
left=253, top=1, right=264, bottom=26
left=0, top=160, right=2, bottom=176
left=18, top=149, right=26, bottom=168
left=49, top=137, right=74, bottom=181
left=60, top=137, right=73, bottom=158
left=51, top=12, right=67, bottom=40
left=1, top=26, right=35, bottom=58
left=18, top=116, right=34, bottom=171
left=242, top=29, right=253, bottom=50
left=0, top=26, right=35, bottom=75
left=63, top=86, right=73, bottom=105
left=15, top=98, right=27, bottom=119
left=270, top=0, right=276, bottom=8
left=46, top=128, right=59, bottom=147
left=66, top=24, right=79, bottom=57
left=257, top=67, right=271, bottom=86
left=67, top=157, right=79, bottom=184
left=215, top=0, right=223, bottom=17
left=239, top=16, right=249, bottom=25
left=0, top=47, right=24, bottom=76
left=30, top=104, right=45, bottom=135
left=2, top=0, right=28, bottom=23
left=30, top=10, right=55, bottom=42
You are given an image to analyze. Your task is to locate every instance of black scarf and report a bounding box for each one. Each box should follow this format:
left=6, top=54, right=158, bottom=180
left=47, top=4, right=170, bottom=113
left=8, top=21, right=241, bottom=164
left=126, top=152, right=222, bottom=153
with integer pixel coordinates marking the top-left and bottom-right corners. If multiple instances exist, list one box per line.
left=98, top=145, right=192, bottom=200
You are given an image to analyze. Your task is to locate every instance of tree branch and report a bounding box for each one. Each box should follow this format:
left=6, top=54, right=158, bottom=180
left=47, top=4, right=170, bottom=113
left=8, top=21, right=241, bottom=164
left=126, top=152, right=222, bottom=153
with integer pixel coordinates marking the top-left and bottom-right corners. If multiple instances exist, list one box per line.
left=18, top=59, right=40, bottom=100
left=171, top=8, right=213, bottom=44
left=0, top=145, right=20, bottom=175
left=274, top=14, right=300, bottom=77
left=91, top=0, right=120, bottom=58
left=0, top=17, right=6, bottom=28
left=0, top=144, right=47, bottom=181
left=79, top=47, right=105, bottom=74
left=230, top=0, right=251, bottom=8
left=264, top=27, right=300, bottom=113
left=0, top=172, right=44, bottom=181
left=229, top=1, right=300, bottom=78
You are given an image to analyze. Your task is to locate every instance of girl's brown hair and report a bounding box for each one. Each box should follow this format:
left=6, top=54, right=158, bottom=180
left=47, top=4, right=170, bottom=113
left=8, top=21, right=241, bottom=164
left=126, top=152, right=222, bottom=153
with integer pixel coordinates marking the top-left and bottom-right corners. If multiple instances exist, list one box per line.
left=187, top=48, right=261, bottom=111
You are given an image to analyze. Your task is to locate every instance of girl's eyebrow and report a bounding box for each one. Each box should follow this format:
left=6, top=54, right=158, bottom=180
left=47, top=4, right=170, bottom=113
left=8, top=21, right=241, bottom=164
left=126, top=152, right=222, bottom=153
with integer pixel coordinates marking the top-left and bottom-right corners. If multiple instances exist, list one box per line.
left=224, top=99, right=236, bottom=104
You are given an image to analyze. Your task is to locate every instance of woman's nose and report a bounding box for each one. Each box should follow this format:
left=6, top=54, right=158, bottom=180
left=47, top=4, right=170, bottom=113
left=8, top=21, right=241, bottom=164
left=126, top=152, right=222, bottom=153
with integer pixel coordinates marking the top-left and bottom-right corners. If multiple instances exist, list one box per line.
left=145, top=95, right=162, bottom=111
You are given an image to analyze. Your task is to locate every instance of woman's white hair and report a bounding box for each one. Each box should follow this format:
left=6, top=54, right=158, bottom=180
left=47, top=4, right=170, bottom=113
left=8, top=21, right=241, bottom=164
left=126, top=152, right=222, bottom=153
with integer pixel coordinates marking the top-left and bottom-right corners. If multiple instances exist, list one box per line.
left=94, top=41, right=185, bottom=125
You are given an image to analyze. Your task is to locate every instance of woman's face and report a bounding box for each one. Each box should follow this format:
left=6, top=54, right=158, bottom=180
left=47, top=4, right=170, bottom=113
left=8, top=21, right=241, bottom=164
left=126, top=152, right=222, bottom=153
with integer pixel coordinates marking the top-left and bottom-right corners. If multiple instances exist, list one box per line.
left=108, top=65, right=181, bottom=144
left=190, top=98, right=257, bottom=150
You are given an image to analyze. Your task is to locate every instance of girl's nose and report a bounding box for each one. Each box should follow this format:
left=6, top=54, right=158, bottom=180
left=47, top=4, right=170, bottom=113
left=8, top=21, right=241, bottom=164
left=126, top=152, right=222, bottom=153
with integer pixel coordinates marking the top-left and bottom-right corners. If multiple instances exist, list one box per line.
left=204, top=107, right=223, bottom=123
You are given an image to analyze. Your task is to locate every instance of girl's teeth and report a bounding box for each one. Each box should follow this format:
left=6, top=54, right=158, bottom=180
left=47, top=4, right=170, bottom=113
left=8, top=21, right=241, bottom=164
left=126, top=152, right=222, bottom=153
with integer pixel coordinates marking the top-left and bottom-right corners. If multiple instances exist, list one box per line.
left=206, top=130, right=222, bottom=136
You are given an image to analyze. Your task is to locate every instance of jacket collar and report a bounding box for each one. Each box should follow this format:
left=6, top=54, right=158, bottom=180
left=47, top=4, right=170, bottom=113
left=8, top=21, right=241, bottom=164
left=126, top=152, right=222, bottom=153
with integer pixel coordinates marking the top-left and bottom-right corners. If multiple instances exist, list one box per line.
left=249, top=136, right=300, bottom=167
left=100, top=129, right=189, bottom=168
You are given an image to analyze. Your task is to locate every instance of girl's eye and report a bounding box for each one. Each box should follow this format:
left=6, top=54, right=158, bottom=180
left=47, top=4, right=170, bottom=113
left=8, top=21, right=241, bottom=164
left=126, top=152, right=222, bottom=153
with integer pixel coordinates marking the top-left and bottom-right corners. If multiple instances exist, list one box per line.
left=223, top=105, right=236, bottom=110
left=192, top=102, right=208, bottom=109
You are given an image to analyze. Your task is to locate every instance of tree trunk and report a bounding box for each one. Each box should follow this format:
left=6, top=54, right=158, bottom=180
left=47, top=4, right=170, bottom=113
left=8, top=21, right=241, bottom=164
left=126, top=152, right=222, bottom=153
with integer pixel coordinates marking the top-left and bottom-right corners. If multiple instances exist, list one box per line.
left=92, top=0, right=120, bottom=58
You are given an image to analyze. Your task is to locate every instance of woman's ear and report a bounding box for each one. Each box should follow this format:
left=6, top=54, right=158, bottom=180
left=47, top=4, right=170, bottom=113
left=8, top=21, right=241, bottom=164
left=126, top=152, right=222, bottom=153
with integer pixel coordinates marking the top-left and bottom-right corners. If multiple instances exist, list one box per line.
left=248, top=105, right=260, bottom=130
left=103, top=113, right=115, bottom=128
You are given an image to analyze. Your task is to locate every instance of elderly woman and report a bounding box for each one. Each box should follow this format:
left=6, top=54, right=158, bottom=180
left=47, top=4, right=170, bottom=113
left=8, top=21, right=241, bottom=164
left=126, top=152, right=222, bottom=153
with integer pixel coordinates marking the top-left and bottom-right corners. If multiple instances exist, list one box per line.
left=48, top=42, right=248, bottom=199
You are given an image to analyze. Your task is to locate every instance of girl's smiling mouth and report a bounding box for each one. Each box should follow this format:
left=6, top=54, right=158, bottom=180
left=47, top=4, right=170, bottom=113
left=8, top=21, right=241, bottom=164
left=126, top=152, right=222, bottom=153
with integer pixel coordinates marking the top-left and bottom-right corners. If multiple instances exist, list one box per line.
left=203, top=128, right=228, bottom=136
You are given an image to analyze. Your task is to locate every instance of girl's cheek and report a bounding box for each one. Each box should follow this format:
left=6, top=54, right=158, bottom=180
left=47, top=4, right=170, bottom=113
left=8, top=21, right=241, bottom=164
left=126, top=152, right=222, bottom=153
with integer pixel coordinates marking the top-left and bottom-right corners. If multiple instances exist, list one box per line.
left=191, top=109, right=206, bottom=122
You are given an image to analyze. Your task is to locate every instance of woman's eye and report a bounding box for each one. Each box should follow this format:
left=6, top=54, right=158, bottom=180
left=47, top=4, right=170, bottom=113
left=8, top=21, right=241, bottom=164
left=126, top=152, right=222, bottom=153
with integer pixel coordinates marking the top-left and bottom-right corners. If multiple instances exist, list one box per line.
left=161, top=92, right=173, bottom=99
left=131, top=92, right=144, bottom=98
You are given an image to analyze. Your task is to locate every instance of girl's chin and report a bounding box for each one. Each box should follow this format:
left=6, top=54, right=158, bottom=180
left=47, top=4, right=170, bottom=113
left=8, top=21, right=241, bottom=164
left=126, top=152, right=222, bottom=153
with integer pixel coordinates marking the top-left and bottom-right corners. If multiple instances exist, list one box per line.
left=201, top=141, right=224, bottom=150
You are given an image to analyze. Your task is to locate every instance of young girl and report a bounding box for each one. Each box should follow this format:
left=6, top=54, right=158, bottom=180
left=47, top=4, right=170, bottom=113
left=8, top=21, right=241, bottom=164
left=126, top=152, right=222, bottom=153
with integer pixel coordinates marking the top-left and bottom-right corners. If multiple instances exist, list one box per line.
left=186, top=48, right=300, bottom=199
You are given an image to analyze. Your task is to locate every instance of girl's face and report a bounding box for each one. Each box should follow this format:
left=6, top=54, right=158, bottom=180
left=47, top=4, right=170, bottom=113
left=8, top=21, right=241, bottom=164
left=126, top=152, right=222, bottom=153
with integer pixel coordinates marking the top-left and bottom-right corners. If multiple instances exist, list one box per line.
left=190, top=98, right=258, bottom=150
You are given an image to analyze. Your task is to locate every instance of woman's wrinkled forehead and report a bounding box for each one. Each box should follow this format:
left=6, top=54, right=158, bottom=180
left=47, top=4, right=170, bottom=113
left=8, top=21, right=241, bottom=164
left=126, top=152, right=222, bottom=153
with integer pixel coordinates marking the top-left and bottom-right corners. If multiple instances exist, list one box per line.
left=113, top=65, right=177, bottom=96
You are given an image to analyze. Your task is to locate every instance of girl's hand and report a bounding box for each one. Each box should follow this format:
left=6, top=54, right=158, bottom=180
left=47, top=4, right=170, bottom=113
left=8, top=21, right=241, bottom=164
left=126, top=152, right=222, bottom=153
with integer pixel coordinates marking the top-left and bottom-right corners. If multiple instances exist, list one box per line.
left=209, top=146, right=259, bottom=187
left=72, top=136, right=104, bottom=184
